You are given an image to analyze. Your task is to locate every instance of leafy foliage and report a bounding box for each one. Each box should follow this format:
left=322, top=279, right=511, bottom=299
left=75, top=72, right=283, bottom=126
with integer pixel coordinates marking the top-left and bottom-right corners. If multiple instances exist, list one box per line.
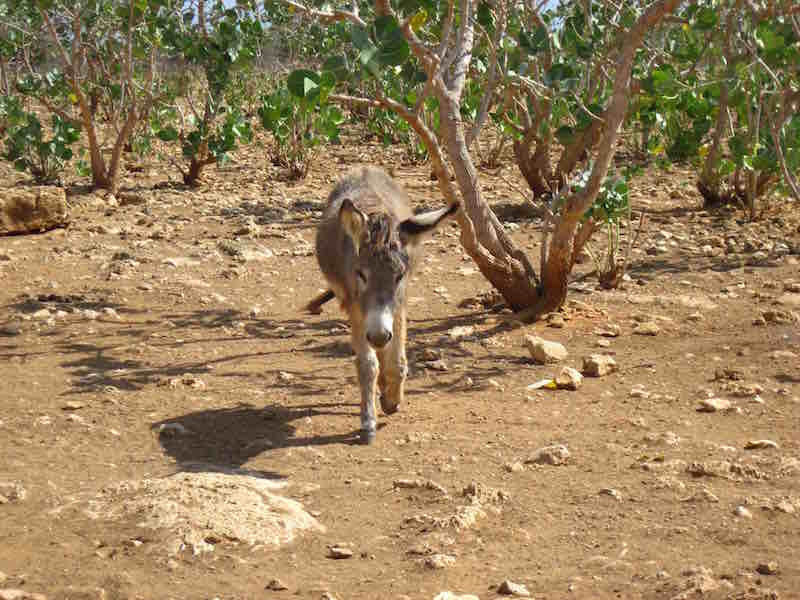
left=1, top=96, right=80, bottom=183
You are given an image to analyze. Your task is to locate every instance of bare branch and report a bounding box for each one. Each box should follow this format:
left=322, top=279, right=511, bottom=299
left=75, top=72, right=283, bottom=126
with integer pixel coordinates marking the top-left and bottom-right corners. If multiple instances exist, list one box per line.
left=283, top=0, right=367, bottom=27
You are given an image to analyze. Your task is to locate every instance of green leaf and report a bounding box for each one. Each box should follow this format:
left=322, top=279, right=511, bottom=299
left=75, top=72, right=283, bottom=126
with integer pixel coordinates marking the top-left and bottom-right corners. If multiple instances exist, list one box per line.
left=287, top=69, right=321, bottom=99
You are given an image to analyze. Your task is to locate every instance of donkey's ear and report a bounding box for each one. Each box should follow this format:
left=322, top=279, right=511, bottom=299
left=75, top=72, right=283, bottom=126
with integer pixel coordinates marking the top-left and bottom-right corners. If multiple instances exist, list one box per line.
left=399, top=203, right=459, bottom=246
left=339, top=198, right=368, bottom=254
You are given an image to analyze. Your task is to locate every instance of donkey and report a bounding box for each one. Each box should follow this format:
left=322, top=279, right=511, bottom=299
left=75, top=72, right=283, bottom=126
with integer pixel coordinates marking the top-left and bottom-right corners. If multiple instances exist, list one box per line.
left=310, top=167, right=458, bottom=444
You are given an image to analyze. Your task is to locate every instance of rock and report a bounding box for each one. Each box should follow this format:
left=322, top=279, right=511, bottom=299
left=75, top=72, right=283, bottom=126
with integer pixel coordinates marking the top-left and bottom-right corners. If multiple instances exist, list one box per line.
left=0, top=591, right=47, bottom=600
left=762, top=309, right=798, bottom=324
left=595, top=324, right=621, bottom=337
left=327, top=545, right=353, bottom=559
left=555, top=367, right=583, bottom=390
left=0, top=186, right=68, bottom=235
left=265, top=579, right=289, bottom=591
left=744, top=439, right=779, bottom=450
left=277, top=371, right=295, bottom=384
left=633, top=321, right=661, bottom=336
left=427, top=359, right=449, bottom=372
left=598, top=488, right=622, bottom=501
left=62, top=401, right=85, bottom=411
left=756, top=562, right=779, bottom=575
left=697, top=398, right=732, bottom=412
left=433, top=594, right=479, bottom=600
left=418, top=348, right=442, bottom=362
left=0, top=481, right=26, bottom=503
left=524, top=336, right=568, bottom=364
left=582, top=354, right=618, bottom=377
left=733, top=506, right=753, bottom=519
left=776, top=293, right=800, bottom=308
left=547, top=314, right=566, bottom=328
left=423, top=553, right=456, bottom=569
left=504, top=462, right=524, bottom=473
left=527, top=444, right=570, bottom=466
left=448, top=325, right=475, bottom=340
left=497, top=580, right=530, bottom=597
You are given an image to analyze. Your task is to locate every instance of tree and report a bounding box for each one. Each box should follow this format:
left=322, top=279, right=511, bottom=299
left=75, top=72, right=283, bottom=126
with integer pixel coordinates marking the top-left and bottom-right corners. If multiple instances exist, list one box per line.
left=7, top=0, right=170, bottom=194
left=277, top=0, right=684, bottom=318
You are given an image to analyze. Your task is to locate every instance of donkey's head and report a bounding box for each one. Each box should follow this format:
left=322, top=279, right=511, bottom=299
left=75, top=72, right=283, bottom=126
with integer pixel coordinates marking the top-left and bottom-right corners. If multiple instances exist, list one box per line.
left=339, top=199, right=457, bottom=349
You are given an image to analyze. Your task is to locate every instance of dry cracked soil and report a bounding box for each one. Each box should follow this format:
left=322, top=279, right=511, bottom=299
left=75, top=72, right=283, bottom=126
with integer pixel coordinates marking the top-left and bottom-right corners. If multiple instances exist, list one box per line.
left=1, top=131, right=799, bottom=600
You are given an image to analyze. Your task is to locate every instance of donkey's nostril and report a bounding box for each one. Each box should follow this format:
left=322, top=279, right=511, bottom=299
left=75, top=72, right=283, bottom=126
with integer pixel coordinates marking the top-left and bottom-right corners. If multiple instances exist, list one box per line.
left=367, top=329, right=392, bottom=348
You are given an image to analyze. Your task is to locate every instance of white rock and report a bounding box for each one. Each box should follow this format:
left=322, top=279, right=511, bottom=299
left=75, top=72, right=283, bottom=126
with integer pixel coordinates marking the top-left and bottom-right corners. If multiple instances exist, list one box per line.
left=697, top=398, right=732, bottom=412
left=744, top=439, right=779, bottom=450
left=582, top=354, right=618, bottom=377
left=524, top=336, right=568, bottom=364
left=497, top=580, right=531, bottom=596
left=733, top=506, right=753, bottom=519
left=434, top=594, right=480, bottom=600
left=555, top=367, right=583, bottom=390
left=527, top=444, right=570, bottom=466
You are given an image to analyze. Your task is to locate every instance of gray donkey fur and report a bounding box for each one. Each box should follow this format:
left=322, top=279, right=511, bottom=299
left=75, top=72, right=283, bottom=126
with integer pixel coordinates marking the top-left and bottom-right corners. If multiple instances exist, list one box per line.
left=311, top=167, right=458, bottom=443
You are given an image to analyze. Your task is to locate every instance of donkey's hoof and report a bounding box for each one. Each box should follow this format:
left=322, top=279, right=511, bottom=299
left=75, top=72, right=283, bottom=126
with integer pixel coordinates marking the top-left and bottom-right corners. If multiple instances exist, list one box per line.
left=380, top=398, right=399, bottom=415
left=360, top=429, right=377, bottom=444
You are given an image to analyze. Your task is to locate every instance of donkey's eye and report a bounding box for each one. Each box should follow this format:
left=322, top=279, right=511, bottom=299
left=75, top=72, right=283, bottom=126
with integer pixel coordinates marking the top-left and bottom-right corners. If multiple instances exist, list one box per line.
left=356, top=270, right=367, bottom=285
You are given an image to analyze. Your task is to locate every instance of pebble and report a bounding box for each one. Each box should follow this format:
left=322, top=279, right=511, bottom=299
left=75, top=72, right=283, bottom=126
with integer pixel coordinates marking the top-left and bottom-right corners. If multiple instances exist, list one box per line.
left=327, top=545, right=353, bottom=559
left=733, top=506, right=753, bottom=519
left=527, top=444, right=570, bottom=466
left=633, top=321, right=661, bottom=336
left=524, top=335, right=568, bottom=364
left=582, top=354, right=618, bottom=377
left=0, top=591, right=48, bottom=600
left=596, top=338, right=611, bottom=347
left=62, top=401, right=85, bottom=411
left=433, top=594, right=479, bottom=600
left=697, top=397, right=732, bottom=412
left=423, top=553, right=456, bottom=569
left=504, top=461, right=525, bottom=473
left=265, top=579, right=289, bottom=591
left=497, top=580, right=530, bottom=597
left=555, top=367, right=582, bottom=390
left=598, top=488, right=622, bottom=501
left=756, top=561, right=779, bottom=575
left=0, top=482, right=27, bottom=504
left=744, top=439, right=779, bottom=450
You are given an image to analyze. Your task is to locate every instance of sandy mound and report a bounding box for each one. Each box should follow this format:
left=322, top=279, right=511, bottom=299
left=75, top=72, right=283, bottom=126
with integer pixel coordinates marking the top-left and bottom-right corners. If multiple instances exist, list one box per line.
left=86, top=465, right=324, bottom=555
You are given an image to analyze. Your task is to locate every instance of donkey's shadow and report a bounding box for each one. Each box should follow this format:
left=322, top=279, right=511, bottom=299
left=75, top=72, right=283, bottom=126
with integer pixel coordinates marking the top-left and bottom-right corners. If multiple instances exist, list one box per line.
left=152, top=401, right=364, bottom=472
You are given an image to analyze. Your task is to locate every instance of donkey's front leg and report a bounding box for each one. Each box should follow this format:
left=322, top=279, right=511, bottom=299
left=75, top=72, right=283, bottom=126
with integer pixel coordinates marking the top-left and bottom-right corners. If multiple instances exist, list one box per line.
left=352, top=325, right=379, bottom=444
left=378, top=307, right=407, bottom=416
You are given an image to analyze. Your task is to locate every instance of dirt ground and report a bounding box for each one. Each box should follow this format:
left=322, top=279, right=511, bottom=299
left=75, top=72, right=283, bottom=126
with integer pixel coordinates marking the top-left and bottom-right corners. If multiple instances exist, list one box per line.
left=1, top=131, right=799, bottom=600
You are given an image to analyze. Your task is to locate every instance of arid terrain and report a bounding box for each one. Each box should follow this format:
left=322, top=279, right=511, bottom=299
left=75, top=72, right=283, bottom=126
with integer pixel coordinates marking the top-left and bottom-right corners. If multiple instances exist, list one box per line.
left=1, top=132, right=799, bottom=600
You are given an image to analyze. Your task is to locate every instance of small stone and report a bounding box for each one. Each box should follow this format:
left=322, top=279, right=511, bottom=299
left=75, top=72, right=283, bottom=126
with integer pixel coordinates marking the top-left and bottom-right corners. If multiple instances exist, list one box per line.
left=596, top=338, right=611, bottom=348
left=423, top=553, right=456, bottom=569
left=62, top=401, right=85, bottom=411
left=497, top=580, right=530, bottom=596
left=427, top=359, right=449, bottom=372
left=733, top=506, right=753, bottom=519
left=524, top=335, right=568, bottom=364
left=527, top=444, right=570, bottom=466
left=504, top=462, right=525, bottom=473
left=265, top=579, right=289, bottom=591
left=756, top=562, right=779, bottom=575
left=598, top=488, right=622, bottom=501
left=155, top=422, right=188, bottom=436
left=547, top=314, right=566, bottom=328
left=277, top=371, right=295, bottom=384
left=595, top=324, right=621, bottom=337
left=419, top=348, right=442, bottom=362
left=448, top=325, right=475, bottom=340
left=433, top=594, right=480, bottom=600
left=687, top=312, right=703, bottom=322
left=633, top=321, right=661, bottom=336
left=744, top=439, right=779, bottom=450
left=0, top=482, right=26, bottom=503
left=327, top=545, right=353, bottom=559
left=0, top=591, right=48, bottom=600
left=582, top=354, right=618, bottom=377
left=555, top=367, right=582, bottom=390
left=697, top=398, right=732, bottom=412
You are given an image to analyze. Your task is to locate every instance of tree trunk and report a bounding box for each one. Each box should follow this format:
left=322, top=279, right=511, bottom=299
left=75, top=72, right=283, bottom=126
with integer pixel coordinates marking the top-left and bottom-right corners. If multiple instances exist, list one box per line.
left=437, top=90, right=540, bottom=311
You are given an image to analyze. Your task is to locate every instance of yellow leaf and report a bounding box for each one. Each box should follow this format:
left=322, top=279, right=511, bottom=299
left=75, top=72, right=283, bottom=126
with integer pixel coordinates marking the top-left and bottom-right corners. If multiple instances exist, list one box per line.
left=410, top=9, right=428, bottom=32
left=288, top=4, right=295, bottom=13
left=682, top=23, right=689, bottom=32
left=68, top=93, right=78, bottom=104
left=698, top=143, right=709, bottom=158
